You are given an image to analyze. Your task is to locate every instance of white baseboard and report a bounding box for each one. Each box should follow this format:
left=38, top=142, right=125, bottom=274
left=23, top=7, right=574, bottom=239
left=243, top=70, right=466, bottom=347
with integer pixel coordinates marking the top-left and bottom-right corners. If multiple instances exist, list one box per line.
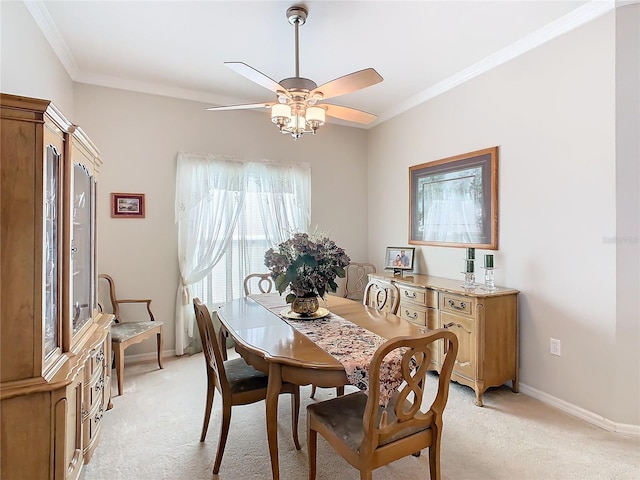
left=519, top=382, right=640, bottom=436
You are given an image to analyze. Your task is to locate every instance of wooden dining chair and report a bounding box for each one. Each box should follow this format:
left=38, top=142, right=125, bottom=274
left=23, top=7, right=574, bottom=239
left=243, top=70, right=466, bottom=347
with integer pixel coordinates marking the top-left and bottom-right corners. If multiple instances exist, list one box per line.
left=193, top=298, right=301, bottom=474
left=307, top=329, right=459, bottom=480
left=363, top=278, right=400, bottom=314
left=243, top=272, right=275, bottom=296
left=343, top=262, right=377, bottom=301
left=98, top=273, right=163, bottom=396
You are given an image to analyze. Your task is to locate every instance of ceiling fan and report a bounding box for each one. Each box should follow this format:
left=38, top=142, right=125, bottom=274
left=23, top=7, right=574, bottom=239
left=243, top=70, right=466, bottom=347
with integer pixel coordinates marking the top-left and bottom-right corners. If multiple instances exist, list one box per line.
left=205, top=5, right=383, bottom=139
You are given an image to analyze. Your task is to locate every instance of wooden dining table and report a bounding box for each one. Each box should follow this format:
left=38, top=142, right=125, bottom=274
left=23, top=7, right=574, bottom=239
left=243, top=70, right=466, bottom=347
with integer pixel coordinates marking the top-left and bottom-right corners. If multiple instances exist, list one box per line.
left=217, top=293, right=428, bottom=480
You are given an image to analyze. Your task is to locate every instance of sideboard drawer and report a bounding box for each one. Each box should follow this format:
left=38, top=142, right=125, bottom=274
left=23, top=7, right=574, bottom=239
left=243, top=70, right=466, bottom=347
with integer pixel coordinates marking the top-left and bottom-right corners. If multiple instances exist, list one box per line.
left=440, top=293, right=474, bottom=317
left=400, top=303, right=427, bottom=325
left=398, top=285, right=437, bottom=307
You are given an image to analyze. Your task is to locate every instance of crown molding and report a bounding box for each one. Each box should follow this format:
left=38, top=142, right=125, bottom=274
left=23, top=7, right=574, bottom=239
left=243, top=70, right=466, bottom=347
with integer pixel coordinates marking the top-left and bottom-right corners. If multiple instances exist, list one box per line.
left=23, top=0, right=79, bottom=78
left=373, top=0, right=616, bottom=126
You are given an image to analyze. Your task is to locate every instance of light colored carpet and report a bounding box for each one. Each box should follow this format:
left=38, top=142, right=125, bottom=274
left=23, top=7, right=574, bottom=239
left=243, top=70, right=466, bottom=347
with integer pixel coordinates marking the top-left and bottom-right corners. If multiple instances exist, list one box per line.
left=80, top=353, right=639, bottom=480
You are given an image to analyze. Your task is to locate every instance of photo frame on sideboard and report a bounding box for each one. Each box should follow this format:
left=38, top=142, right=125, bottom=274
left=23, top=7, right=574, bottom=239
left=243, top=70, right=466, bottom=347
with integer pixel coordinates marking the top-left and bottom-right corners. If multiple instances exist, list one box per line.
left=384, top=247, right=415, bottom=275
left=111, top=193, right=145, bottom=218
left=409, top=146, right=498, bottom=249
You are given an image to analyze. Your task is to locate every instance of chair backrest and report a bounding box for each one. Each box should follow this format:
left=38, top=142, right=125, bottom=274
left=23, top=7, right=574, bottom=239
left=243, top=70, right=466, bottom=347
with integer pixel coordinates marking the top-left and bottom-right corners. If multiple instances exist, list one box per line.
left=98, top=273, right=155, bottom=323
left=361, top=329, right=458, bottom=456
left=363, top=279, right=400, bottom=314
left=193, top=298, right=229, bottom=393
left=344, top=262, right=376, bottom=301
left=98, top=273, right=118, bottom=317
left=243, top=273, right=274, bottom=296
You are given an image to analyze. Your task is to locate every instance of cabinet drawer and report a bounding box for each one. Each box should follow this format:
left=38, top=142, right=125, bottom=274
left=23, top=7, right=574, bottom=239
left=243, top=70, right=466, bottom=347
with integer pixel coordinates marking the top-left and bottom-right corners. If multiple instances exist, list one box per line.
left=398, top=286, right=437, bottom=307
left=84, top=368, right=105, bottom=411
left=399, top=303, right=426, bottom=325
left=441, top=293, right=474, bottom=317
left=83, top=400, right=105, bottom=447
left=87, top=344, right=106, bottom=377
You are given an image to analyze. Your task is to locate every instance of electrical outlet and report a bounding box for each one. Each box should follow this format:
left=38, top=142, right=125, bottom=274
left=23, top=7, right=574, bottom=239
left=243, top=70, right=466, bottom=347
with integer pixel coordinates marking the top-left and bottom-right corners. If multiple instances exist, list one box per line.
left=550, top=338, right=561, bottom=356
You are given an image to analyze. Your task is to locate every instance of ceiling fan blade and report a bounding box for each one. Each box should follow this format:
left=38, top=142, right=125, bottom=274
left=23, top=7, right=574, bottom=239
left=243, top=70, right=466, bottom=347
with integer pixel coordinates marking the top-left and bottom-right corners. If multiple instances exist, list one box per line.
left=225, top=62, right=291, bottom=97
left=311, top=68, right=383, bottom=100
left=205, top=102, right=273, bottom=111
left=322, top=104, right=377, bottom=124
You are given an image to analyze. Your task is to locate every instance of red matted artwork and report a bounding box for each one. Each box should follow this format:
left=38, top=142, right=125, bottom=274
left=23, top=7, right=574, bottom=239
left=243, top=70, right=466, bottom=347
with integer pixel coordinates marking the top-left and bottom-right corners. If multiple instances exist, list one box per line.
left=111, top=193, right=145, bottom=218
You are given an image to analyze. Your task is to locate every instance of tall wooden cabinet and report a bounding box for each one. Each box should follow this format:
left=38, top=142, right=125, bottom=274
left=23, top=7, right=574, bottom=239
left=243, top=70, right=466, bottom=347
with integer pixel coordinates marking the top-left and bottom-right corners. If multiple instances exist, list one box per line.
left=0, top=93, right=112, bottom=479
left=369, top=273, right=519, bottom=406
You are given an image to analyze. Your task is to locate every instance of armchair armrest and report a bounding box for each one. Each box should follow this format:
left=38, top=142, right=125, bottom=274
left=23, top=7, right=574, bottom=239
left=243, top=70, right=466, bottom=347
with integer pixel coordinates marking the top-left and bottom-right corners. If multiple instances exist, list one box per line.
left=114, top=299, right=155, bottom=321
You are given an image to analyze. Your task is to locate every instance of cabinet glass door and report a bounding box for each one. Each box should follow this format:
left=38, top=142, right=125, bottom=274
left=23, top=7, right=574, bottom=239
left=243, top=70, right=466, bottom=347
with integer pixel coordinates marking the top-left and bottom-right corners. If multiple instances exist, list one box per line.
left=71, top=163, right=93, bottom=334
left=44, top=145, right=61, bottom=357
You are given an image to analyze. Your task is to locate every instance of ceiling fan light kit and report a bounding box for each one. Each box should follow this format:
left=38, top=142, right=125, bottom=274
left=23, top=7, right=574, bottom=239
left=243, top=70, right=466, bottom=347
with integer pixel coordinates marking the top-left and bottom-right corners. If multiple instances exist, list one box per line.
left=206, top=5, right=383, bottom=140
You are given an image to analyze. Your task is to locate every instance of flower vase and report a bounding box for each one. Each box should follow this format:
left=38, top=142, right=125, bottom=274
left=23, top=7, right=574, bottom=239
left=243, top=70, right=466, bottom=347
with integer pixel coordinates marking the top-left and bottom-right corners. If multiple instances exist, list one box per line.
left=291, top=296, right=320, bottom=316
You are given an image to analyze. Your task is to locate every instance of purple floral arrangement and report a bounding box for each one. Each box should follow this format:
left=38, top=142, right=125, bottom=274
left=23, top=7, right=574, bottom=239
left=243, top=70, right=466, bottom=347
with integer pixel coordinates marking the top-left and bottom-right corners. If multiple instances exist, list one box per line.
left=264, top=232, right=351, bottom=304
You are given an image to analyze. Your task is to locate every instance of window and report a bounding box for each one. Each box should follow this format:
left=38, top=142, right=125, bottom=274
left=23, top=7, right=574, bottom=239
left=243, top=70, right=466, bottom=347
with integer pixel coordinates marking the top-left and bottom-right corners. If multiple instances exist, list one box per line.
left=175, top=153, right=311, bottom=354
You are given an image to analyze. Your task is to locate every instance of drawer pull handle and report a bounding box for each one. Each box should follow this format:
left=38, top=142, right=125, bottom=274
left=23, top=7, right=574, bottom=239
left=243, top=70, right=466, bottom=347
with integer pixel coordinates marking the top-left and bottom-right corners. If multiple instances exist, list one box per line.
left=95, top=378, right=105, bottom=393
left=95, top=408, right=104, bottom=425
left=448, top=299, right=466, bottom=310
left=404, top=290, right=417, bottom=299
left=405, top=309, right=418, bottom=319
left=443, top=322, right=455, bottom=329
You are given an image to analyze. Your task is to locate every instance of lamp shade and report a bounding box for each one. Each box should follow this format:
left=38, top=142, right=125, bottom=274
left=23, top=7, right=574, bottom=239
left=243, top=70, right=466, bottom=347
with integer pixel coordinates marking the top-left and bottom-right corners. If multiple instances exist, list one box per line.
left=271, top=104, right=291, bottom=123
left=306, top=106, right=325, bottom=125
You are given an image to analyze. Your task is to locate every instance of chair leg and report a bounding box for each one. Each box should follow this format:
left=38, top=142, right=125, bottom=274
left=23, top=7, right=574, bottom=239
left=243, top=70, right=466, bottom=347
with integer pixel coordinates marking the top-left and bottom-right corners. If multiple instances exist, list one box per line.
left=310, top=385, right=317, bottom=398
left=156, top=330, right=164, bottom=369
left=200, top=375, right=215, bottom=442
left=291, top=386, right=301, bottom=450
left=213, top=401, right=232, bottom=475
left=308, top=426, right=317, bottom=480
left=336, top=386, right=344, bottom=396
left=114, top=343, right=125, bottom=396
left=429, top=436, right=441, bottom=480
left=359, top=470, right=373, bottom=480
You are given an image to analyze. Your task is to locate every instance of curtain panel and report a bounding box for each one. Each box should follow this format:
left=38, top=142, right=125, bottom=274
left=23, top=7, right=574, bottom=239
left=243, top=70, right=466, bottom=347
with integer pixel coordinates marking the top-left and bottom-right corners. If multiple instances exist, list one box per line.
left=174, top=153, right=310, bottom=355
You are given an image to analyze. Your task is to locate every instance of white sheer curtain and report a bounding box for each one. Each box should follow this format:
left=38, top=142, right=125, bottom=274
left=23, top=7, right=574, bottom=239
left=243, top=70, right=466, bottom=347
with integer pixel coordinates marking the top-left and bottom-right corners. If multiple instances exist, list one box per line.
left=250, top=161, right=311, bottom=246
left=174, top=154, right=311, bottom=355
left=174, top=153, right=245, bottom=356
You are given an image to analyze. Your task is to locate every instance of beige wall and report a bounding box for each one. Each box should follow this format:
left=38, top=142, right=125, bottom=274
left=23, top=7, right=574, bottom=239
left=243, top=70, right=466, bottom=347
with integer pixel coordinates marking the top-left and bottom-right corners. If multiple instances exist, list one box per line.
left=368, top=10, right=638, bottom=426
left=614, top=4, right=640, bottom=426
left=2, top=1, right=637, bottom=427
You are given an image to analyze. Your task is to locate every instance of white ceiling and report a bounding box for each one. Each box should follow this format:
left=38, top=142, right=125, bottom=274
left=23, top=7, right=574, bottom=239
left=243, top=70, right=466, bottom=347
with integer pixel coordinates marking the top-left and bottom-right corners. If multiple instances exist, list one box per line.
left=27, top=0, right=613, bottom=128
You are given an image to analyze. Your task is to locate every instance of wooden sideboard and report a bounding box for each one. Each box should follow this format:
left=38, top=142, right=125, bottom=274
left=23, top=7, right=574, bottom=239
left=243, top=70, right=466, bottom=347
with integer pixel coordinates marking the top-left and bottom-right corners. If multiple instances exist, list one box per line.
left=369, top=273, right=519, bottom=406
left=1, top=93, right=112, bottom=479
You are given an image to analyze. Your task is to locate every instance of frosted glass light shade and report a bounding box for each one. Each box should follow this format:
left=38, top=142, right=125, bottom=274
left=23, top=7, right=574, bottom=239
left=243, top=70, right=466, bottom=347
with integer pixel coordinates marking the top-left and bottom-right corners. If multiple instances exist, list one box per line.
left=292, top=114, right=306, bottom=130
left=306, top=106, right=325, bottom=125
left=271, top=104, right=291, bottom=123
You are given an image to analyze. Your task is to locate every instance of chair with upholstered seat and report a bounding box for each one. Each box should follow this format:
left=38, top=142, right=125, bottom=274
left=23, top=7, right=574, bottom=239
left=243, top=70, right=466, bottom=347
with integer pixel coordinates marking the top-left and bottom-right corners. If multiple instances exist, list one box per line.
left=307, top=329, right=459, bottom=480
left=343, top=262, right=377, bottom=301
left=193, top=298, right=301, bottom=474
left=98, top=273, right=163, bottom=396
left=363, top=278, right=400, bottom=314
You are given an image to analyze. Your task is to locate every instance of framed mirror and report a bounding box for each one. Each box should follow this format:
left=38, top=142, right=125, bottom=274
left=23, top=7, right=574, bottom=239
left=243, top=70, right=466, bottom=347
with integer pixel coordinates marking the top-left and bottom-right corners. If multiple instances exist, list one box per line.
left=409, top=146, right=498, bottom=249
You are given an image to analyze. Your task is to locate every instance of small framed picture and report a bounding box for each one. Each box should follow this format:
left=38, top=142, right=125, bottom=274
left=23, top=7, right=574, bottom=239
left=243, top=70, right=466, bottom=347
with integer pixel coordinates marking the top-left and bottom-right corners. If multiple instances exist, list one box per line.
left=384, top=247, right=415, bottom=271
left=111, top=193, right=145, bottom=218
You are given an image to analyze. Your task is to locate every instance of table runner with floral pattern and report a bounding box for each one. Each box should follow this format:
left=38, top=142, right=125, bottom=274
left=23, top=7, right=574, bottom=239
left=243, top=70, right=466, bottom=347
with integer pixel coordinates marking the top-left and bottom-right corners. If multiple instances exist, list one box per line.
left=250, top=294, right=405, bottom=406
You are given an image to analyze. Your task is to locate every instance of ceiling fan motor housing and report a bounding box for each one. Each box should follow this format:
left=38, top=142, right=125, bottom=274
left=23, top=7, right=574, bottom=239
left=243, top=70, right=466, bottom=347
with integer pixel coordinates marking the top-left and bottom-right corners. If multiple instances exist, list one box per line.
left=287, top=6, right=307, bottom=25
